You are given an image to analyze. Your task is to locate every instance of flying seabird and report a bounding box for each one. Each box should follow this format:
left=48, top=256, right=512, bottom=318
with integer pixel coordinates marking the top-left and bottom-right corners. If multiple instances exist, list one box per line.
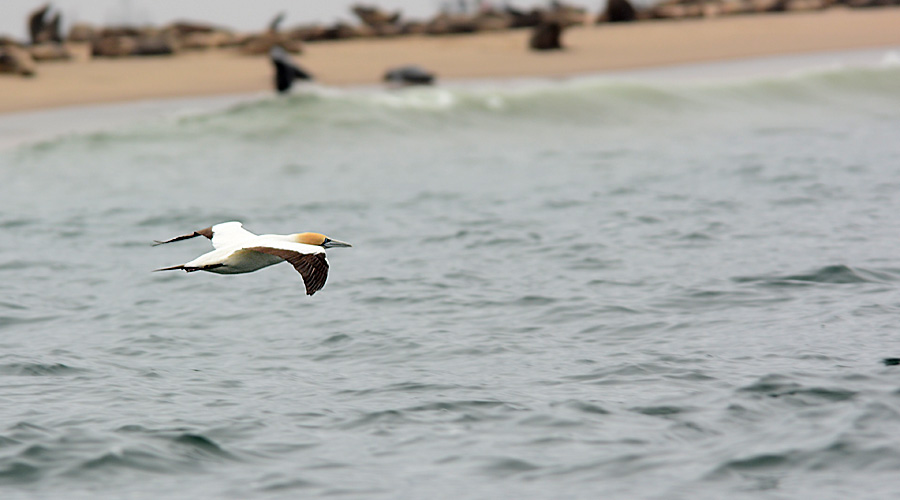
left=153, top=221, right=351, bottom=295
left=270, top=46, right=313, bottom=94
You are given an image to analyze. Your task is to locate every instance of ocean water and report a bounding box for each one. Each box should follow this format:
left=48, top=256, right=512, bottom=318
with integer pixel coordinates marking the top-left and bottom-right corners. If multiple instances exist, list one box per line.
left=2, top=51, right=900, bottom=499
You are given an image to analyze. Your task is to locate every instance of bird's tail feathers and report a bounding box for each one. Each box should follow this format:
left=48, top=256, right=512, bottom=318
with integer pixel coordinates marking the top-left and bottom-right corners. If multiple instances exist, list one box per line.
left=154, top=264, right=189, bottom=272
left=153, top=264, right=219, bottom=273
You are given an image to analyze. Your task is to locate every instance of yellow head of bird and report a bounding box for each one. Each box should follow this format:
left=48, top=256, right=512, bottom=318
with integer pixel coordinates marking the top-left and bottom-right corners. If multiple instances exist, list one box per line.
left=292, top=232, right=352, bottom=248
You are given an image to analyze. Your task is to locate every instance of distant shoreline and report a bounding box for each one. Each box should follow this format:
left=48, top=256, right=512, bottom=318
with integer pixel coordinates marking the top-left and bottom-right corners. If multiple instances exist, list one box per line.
left=1, top=7, right=899, bottom=115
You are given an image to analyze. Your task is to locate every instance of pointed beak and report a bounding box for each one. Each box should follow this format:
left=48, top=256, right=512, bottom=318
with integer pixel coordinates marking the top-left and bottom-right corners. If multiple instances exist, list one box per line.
left=323, top=239, right=352, bottom=248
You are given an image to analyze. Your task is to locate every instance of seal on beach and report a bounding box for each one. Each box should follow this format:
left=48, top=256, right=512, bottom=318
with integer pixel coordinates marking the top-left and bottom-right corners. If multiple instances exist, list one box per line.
left=270, top=46, right=313, bottom=93
left=383, top=65, right=436, bottom=86
left=153, top=221, right=351, bottom=296
left=529, top=21, right=564, bottom=50
left=0, top=44, right=37, bottom=77
left=599, top=0, right=638, bottom=23
left=28, top=4, right=62, bottom=45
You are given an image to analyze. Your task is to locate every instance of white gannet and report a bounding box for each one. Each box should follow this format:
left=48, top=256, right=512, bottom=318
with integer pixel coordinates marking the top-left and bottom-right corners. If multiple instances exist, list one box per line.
left=153, top=221, right=351, bottom=295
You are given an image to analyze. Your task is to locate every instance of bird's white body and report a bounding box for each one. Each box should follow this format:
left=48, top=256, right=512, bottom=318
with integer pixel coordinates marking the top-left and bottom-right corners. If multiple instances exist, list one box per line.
left=154, top=221, right=350, bottom=295
left=184, top=234, right=324, bottom=275
left=183, top=245, right=285, bottom=274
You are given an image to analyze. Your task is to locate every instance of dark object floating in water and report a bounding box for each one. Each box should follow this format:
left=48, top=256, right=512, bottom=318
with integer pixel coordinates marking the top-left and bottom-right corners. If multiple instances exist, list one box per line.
left=384, top=65, right=435, bottom=86
left=883, top=358, right=900, bottom=366
left=270, top=46, right=313, bottom=93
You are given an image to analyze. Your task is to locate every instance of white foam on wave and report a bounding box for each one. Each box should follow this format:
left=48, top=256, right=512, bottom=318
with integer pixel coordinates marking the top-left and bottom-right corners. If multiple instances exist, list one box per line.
left=881, top=51, right=900, bottom=67
left=369, top=88, right=459, bottom=111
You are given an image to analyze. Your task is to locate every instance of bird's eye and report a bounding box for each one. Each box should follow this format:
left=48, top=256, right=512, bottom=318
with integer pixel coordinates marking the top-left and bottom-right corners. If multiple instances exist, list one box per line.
left=323, top=238, right=331, bottom=245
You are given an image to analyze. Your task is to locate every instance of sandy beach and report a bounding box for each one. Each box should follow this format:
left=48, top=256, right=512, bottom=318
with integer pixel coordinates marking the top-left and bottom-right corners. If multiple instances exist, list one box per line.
left=1, top=7, right=899, bottom=114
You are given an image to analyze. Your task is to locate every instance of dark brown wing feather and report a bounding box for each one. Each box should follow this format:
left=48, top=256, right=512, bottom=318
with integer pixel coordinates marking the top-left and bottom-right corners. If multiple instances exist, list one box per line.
left=247, top=247, right=329, bottom=295
left=153, top=226, right=214, bottom=246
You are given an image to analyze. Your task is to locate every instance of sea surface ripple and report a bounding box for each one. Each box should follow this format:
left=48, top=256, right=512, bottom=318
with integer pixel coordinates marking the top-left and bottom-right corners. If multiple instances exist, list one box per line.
left=1, top=61, right=900, bottom=499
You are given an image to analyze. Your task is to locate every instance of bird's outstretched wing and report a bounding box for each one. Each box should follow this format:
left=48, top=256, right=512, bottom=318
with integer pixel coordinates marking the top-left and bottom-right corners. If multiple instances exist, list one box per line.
left=153, top=221, right=257, bottom=249
left=247, top=246, right=329, bottom=295
left=153, top=226, right=213, bottom=246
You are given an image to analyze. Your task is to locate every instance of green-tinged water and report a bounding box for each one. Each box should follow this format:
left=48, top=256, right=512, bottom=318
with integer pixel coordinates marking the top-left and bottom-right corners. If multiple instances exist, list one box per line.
left=2, top=57, right=900, bottom=499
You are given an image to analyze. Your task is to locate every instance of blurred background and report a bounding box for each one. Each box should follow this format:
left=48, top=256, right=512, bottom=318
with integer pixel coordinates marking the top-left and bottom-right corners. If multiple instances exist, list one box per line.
left=1, top=1, right=589, bottom=40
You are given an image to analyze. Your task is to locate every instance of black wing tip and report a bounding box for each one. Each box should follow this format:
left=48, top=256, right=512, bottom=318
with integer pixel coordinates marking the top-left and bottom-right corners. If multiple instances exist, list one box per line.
left=244, top=246, right=328, bottom=295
